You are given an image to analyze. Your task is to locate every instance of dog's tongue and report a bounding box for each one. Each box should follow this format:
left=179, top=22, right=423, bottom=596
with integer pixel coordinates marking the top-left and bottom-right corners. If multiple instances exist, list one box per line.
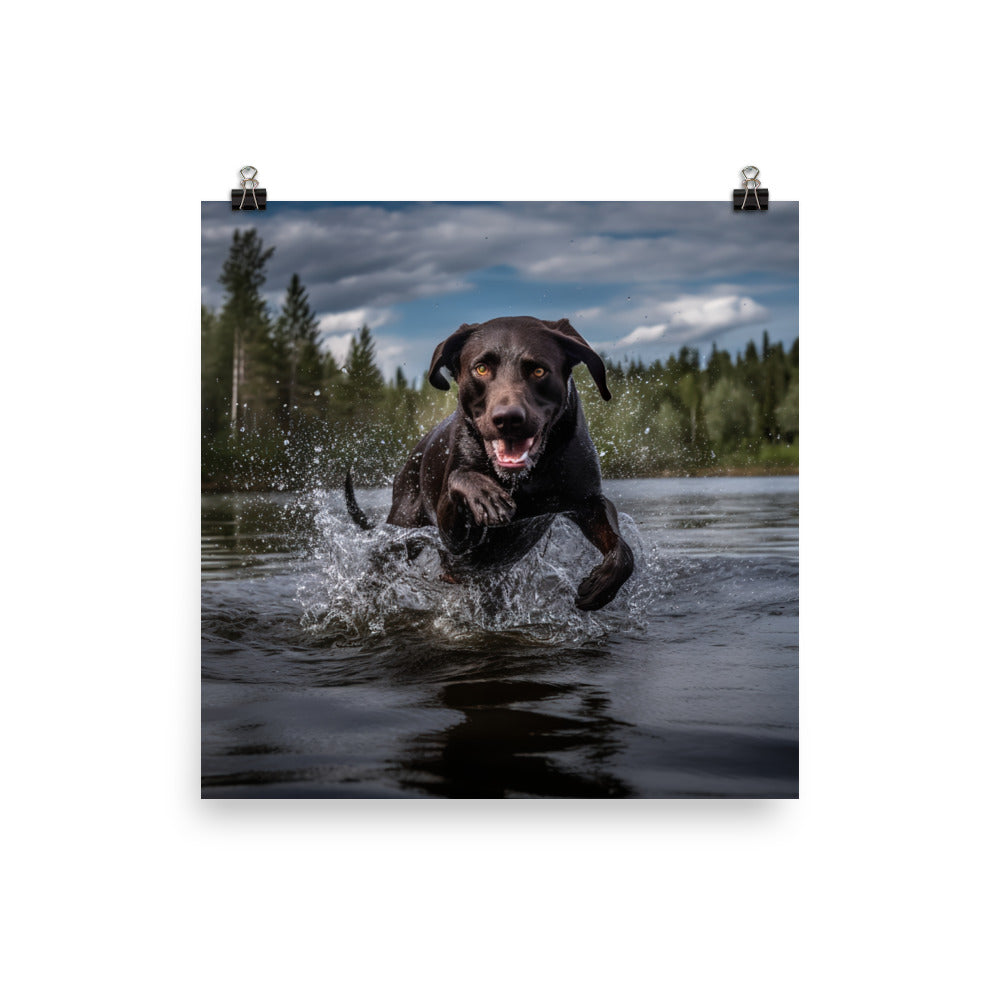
left=492, top=437, right=534, bottom=468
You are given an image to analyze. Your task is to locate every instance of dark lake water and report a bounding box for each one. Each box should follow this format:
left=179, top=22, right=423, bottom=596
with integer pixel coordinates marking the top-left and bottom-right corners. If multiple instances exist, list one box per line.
left=202, top=476, right=798, bottom=798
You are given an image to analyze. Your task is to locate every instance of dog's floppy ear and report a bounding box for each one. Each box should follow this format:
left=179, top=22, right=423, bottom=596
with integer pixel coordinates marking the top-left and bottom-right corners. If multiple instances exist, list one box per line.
left=428, top=323, right=479, bottom=391
left=546, top=318, right=611, bottom=401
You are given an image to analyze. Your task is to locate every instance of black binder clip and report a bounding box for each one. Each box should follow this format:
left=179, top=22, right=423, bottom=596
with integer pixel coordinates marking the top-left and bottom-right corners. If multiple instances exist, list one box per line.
left=231, top=166, right=266, bottom=211
left=733, top=166, right=768, bottom=211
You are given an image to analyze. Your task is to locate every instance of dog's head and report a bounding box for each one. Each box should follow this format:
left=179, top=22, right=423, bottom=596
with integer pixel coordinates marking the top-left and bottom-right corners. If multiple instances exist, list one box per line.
left=428, top=316, right=610, bottom=478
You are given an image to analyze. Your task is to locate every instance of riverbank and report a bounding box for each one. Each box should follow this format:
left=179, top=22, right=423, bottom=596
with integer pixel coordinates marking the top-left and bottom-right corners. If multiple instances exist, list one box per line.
left=668, top=466, right=798, bottom=478
left=202, top=438, right=798, bottom=492
left=202, top=467, right=798, bottom=494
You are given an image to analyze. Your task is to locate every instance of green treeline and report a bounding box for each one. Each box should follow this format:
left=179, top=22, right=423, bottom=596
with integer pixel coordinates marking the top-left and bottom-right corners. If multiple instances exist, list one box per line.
left=202, top=229, right=798, bottom=491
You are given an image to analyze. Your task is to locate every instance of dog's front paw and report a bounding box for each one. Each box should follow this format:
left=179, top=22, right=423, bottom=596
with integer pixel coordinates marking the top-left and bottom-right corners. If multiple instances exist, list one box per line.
left=448, top=471, right=515, bottom=527
left=575, top=541, right=634, bottom=611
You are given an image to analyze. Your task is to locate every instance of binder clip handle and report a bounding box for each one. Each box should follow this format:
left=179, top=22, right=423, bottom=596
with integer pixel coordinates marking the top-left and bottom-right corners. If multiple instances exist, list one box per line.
left=733, top=165, right=768, bottom=211
left=231, top=165, right=267, bottom=211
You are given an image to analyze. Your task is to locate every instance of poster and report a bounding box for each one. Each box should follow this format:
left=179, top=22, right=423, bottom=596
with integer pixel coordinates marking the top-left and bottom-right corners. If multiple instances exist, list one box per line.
left=201, top=201, right=799, bottom=798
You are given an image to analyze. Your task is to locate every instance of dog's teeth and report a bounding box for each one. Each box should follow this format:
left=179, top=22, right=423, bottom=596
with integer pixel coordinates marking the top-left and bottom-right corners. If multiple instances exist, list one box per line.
left=491, top=436, right=535, bottom=466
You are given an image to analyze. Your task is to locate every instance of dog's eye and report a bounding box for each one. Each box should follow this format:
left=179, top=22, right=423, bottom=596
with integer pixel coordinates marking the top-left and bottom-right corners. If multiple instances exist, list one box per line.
left=531, top=367, right=547, bottom=379
left=473, top=363, right=491, bottom=377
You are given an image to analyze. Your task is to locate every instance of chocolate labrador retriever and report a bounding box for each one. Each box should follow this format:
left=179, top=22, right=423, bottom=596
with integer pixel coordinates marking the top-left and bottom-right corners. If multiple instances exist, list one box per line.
left=346, top=316, right=634, bottom=610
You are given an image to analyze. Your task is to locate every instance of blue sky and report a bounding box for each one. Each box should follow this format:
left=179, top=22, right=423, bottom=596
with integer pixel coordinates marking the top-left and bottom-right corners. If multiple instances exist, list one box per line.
left=201, top=201, right=798, bottom=382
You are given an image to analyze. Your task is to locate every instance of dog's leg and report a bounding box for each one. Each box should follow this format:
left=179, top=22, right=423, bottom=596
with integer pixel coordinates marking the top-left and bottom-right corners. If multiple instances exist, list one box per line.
left=566, top=495, right=635, bottom=611
left=379, top=533, right=429, bottom=562
left=437, top=470, right=515, bottom=551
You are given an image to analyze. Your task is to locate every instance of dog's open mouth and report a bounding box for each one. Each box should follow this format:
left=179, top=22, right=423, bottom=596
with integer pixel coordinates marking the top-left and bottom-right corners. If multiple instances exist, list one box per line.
left=490, top=436, right=536, bottom=471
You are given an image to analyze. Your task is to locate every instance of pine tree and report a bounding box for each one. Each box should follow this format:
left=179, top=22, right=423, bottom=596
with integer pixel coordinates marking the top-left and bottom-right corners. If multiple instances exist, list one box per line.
left=775, top=373, right=798, bottom=444
left=676, top=345, right=699, bottom=375
left=217, top=229, right=276, bottom=431
left=760, top=335, right=787, bottom=442
left=346, top=325, right=382, bottom=390
left=274, top=273, right=323, bottom=422
left=342, top=324, right=384, bottom=419
left=705, top=343, right=734, bottom=388
left=334, top=325, right=385, bottom=482
left=201, top=305, right=226, bottom=439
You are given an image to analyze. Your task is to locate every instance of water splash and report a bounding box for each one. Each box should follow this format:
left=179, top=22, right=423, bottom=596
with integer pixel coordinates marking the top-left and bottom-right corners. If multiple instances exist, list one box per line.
left=293, top=490, right=655, bottom=647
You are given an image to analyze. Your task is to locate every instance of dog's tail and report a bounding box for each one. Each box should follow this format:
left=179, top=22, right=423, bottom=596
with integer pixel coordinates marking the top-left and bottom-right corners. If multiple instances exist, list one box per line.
left=344, top=470, right=375, bottom=530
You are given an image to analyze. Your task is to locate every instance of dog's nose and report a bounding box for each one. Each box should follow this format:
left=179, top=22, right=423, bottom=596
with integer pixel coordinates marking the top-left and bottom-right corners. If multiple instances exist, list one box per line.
left=491, top=405, right=526, bottom=433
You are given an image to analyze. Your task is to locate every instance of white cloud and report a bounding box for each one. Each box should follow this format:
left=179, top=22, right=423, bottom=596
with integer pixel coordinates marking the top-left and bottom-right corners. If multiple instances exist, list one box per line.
left=376, top=343, right=407, bottom=380
left=618, top=294, right=769, bottom=346
left=620, top=323, right=668, bottom=345
left=319, top=333, right=353, bottom=365
left=317, top=307, right=394, bottom=336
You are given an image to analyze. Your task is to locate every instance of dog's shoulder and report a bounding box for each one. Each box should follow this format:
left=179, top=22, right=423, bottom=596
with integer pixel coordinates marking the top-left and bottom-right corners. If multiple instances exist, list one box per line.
left=387, top=418, right=450, bottom=527
left=388, top=411, right=475, bottom=526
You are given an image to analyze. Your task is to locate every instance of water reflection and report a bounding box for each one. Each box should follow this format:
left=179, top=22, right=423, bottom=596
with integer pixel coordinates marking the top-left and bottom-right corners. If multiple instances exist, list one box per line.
left=395, top=675, right=634, bottom=798
left=203, top=658, right=637, bottom=798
